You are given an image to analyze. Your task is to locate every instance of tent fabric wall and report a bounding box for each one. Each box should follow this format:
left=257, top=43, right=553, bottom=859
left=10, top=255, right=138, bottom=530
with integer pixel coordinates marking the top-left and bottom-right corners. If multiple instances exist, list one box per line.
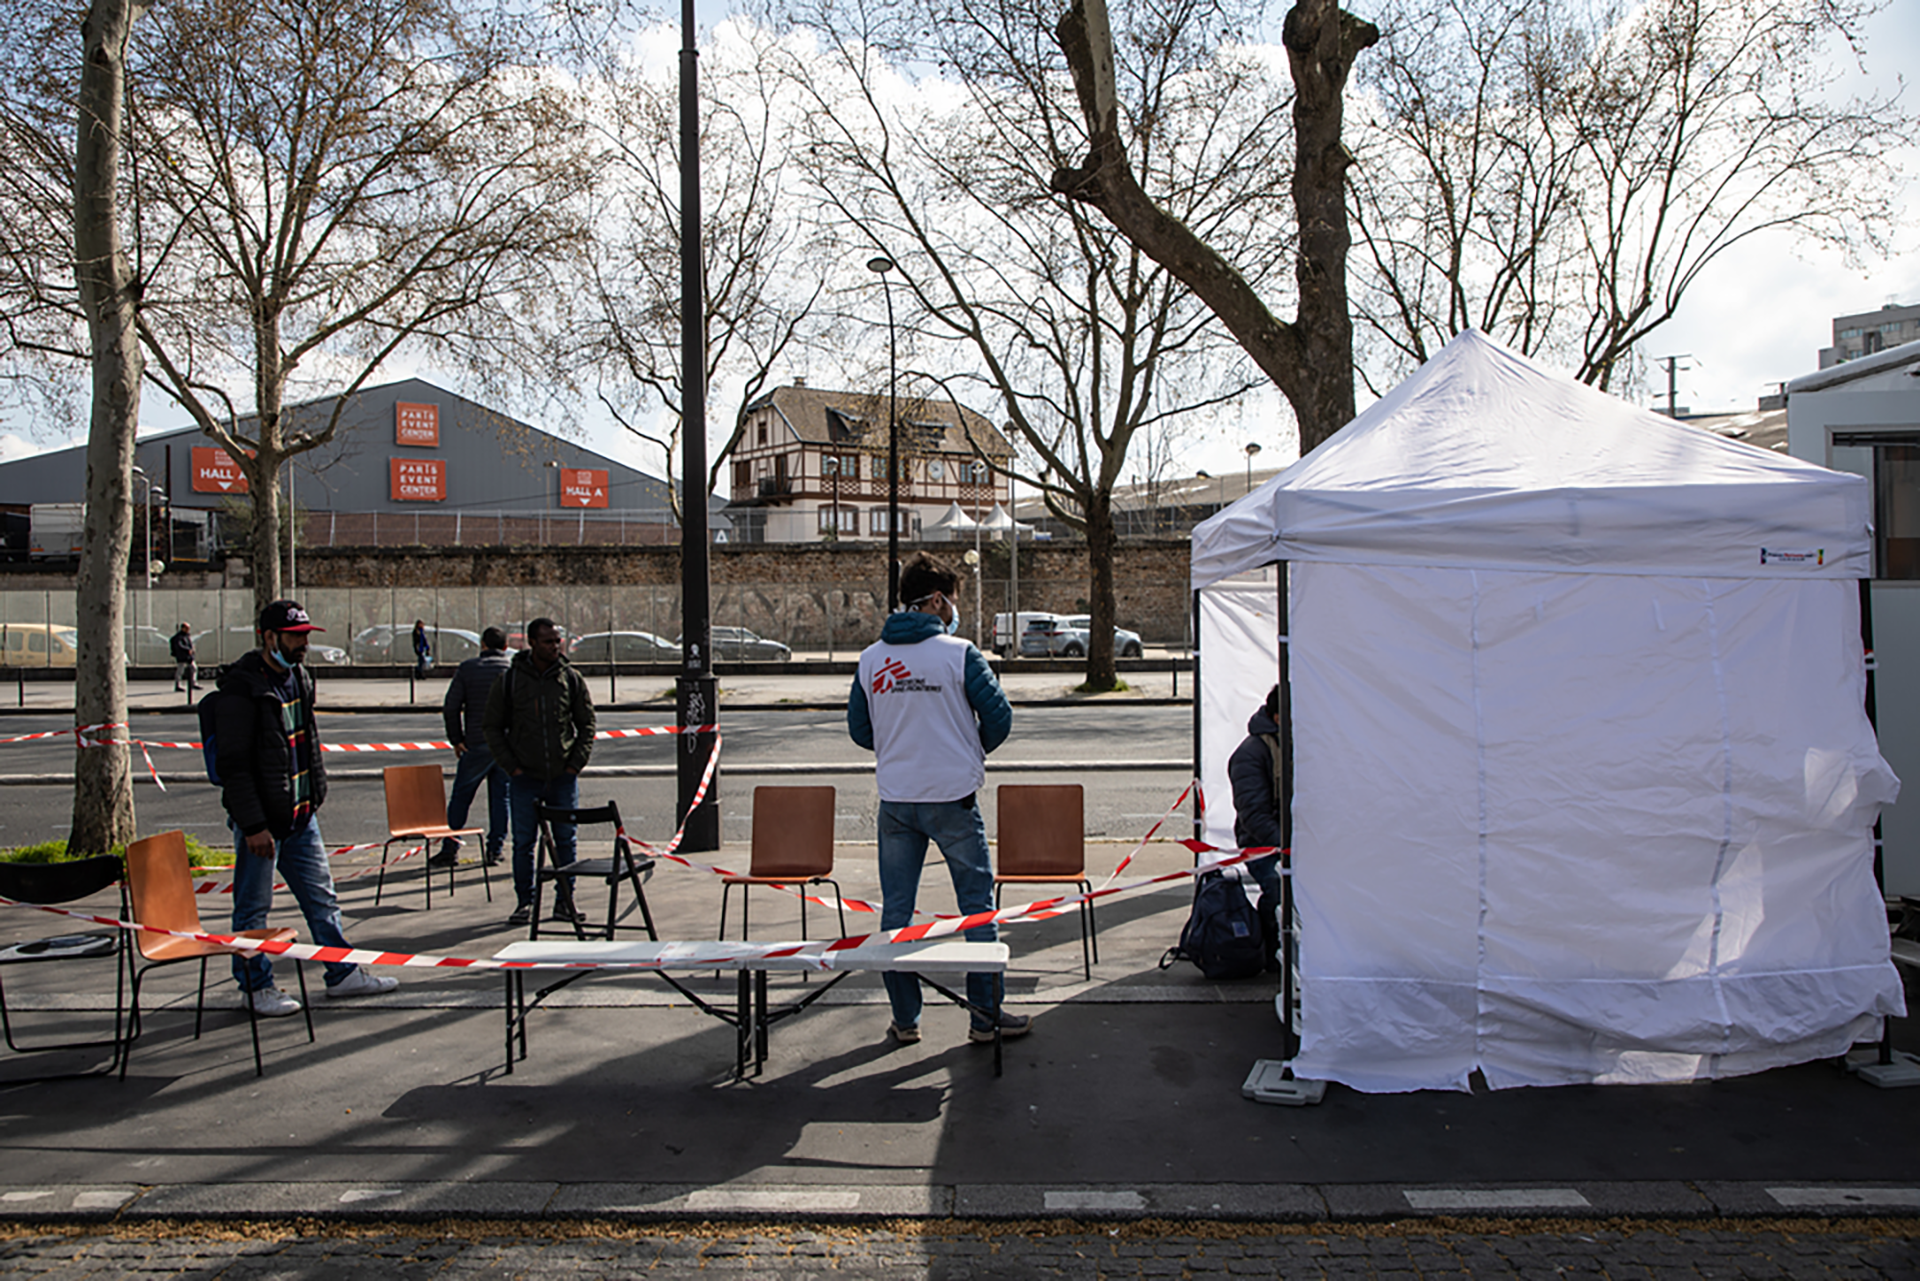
left=1284, top=563, right=1899, bottom=1091
left=1190, top=330, right=1900, bottom=1092
left=1197, top=575, right=1280, bottom=858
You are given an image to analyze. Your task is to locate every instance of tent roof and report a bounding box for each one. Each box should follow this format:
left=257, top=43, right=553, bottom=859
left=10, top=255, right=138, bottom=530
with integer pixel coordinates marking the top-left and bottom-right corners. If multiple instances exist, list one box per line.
left=926, top=502, right=980, bottom=532
left=1192, top=330, right=1871, bottom=587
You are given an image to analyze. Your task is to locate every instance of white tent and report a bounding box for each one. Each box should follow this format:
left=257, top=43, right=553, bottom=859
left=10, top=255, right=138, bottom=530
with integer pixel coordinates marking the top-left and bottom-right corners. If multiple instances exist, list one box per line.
left=924, top=502, right=982, bottom=541
left=976, top=503, right=1034, bottom=535
left=1192, top=329, right=1902, bottom=1092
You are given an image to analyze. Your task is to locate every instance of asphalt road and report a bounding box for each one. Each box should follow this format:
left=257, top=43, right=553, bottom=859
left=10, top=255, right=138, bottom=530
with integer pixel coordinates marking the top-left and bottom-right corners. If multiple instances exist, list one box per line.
left=0, top=706, right=1199, bottom=851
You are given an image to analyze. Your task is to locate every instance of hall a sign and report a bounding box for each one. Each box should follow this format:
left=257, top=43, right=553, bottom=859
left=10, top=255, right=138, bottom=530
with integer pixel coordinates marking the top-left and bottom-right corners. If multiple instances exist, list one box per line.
left=560, top=467, right=609, bottom=508
left=390, top=457, right=446, bottom=502
left=190, top=446, right=251, bottom=494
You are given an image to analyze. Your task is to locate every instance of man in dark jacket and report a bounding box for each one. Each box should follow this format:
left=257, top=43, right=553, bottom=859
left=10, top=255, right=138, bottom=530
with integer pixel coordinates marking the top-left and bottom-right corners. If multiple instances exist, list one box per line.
left=1227, top=684, right=1288, bottom=967
left=430, top=626, right=512, bottom=870
left=483, top=617, right=595, bottom=927
left=216, top=599, right=398, bottom=1016
left=169, top=623, right=196, bottom=693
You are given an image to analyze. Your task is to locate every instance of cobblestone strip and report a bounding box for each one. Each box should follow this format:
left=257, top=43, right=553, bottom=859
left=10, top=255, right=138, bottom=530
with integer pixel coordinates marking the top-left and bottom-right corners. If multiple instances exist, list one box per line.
left=0, top=1221, right=1917, bottom=1279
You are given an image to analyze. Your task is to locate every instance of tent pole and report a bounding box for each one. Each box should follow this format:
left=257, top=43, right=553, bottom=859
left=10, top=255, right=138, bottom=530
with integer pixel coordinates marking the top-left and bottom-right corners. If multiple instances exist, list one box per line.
left=1277, top=562, right=1296, bottom=1064
left=1190, top=588, right=1203, bottom=848
left=1862, top=576, right=1893, bottom=1068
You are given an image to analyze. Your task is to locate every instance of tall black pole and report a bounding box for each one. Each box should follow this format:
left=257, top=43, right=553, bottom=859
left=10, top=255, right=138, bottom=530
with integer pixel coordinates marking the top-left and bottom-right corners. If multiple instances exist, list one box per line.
left=868, top=255, right=900, bottom=610
left=675, top=0, right=719, bottom=851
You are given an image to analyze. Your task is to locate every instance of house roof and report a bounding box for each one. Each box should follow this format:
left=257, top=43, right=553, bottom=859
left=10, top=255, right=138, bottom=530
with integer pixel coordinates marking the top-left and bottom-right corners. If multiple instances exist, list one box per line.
left=1788, top=336, right=1920, bottom=394
left=744, top=384, right=1013, bottom=459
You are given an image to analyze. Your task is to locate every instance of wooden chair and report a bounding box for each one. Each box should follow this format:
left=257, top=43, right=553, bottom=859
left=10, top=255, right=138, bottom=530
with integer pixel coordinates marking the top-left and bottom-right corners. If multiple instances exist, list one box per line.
left=373, top=764, right=489, bottom=909
left=718, top=786, right=846, bottom=943
left=122, top=830, right=313, bottom=1078
left=0, top=855, right=128, bottom=1079
left=530, top=800, right=658, bottom=942
left=994, top=783, right=1097, bottom=980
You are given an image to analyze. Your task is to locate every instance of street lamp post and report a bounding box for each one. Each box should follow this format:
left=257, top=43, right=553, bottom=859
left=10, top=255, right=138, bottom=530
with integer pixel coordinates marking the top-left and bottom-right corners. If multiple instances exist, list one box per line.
left=1244, top=441, right=1262, bottom=498
left=130, top=466, right=161, bottom=630
left=866, top=254, right=900, bottom=611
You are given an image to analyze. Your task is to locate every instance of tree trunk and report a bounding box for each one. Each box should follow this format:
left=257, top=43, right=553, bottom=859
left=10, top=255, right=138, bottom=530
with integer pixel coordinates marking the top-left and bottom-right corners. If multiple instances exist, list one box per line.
left=69, top=0, right=147, bottom=854
left=1054, top=0, right=1376, bottom=454
left=1082, top=493, right=1118, bottom=692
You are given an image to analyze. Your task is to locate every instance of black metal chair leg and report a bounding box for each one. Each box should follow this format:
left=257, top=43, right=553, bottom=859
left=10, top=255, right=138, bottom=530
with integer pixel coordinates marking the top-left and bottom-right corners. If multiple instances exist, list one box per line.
left=295, top=960, right=314, bottom=1043
left=193, top=956, right=208, bottom=1040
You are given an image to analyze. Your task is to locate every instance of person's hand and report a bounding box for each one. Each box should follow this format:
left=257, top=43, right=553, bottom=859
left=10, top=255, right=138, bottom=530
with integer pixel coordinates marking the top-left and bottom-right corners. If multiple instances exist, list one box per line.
left=453, top=742, right=467, bottom=758
left=511, top=768, right=524, bottom=777
left=244, top=829, right=274, bottom=858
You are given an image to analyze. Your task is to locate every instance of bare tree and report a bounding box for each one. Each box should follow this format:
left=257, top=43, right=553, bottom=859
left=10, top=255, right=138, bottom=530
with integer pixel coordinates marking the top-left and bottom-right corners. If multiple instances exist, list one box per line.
left=576, top=23, right=827, bottom=521
left=1052, top=0, right=1378, bottom=454
left=0, top=0, right=594, bottom=617
left=1352, top=0, right=1914, bottom=392
left=783, top=0, right=1271, bottom=688
left=66, top=0, right=148, bottom=853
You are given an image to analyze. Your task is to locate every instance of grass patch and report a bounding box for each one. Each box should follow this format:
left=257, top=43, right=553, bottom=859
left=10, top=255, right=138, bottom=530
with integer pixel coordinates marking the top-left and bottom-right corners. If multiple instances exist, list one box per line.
left=1071, top=679, right=1130, bottom=696
left=1, top=834, right=229, bottom=871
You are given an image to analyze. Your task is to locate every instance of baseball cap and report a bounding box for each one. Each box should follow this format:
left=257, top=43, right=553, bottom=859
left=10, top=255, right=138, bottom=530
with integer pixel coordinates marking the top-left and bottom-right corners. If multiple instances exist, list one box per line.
left=257, top=599, right=325, bottom=633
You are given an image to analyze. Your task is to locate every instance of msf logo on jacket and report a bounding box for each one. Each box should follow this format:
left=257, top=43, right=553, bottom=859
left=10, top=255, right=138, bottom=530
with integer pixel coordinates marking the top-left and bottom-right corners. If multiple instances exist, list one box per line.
left=871, top=656, right=941, bottom=696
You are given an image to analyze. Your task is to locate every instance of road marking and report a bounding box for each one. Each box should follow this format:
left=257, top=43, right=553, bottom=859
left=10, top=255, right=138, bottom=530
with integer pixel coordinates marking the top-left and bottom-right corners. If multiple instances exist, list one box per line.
left=72, top=1192, right=125, bottom=1209
left=1404, top=1189, right=1590, bottom=1210
left=1768, top=1187, right=1920, bottom=1208
left=338, top=1189, right=406, bottom=1204
left=685, top=1189, right=861, bottom=1211
left=0, top=1192, right=53, bottom=1203
left=1044, top=1190, right=1147, bottom=1211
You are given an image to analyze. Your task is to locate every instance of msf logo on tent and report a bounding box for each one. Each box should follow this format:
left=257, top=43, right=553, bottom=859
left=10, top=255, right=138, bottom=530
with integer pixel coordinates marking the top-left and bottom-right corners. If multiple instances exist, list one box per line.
left=871, top=658, right=911, bottom=694
left=1760, top=548, right=1825, bottom=566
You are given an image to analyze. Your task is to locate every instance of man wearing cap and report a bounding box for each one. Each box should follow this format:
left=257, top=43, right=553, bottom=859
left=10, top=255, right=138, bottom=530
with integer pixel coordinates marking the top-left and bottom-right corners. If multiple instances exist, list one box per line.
left=214, top=599, right=399, bottom=1016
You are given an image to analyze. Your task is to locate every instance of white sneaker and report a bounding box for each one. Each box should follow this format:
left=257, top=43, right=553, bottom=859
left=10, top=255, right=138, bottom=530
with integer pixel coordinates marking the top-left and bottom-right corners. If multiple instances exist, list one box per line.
left=325, top=967, right=399, bottom=999
left=245, top=986, right=301, bottom=1018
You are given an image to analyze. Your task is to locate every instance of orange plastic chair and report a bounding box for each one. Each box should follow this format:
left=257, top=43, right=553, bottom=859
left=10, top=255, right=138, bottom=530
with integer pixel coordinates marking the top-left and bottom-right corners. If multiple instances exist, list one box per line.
left=718, top=786, right=846, bottom=943
left=373, top=764, right=488, bottom=909
left=122, top=830, right=314, bottom=1078
left=994, top=784, right=1097, bottom=980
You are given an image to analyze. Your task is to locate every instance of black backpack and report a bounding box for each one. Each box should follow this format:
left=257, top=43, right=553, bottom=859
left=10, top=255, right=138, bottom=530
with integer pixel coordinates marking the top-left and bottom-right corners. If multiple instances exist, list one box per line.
left=197, top=687, right=228, bottom=785
left=1160, top=870, right=1265, bottom=980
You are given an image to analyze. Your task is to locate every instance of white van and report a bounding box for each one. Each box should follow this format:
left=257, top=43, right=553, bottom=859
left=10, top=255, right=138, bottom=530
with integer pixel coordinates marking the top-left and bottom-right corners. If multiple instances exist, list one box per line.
left=990, top=612, right=1054, bottom=657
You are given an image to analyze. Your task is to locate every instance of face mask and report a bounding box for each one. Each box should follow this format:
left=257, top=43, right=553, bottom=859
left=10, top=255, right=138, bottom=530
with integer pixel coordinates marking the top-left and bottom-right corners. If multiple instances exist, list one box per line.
left=944, top=611, right=961, bottom=636
left=265, top=642, right=290, bottom=670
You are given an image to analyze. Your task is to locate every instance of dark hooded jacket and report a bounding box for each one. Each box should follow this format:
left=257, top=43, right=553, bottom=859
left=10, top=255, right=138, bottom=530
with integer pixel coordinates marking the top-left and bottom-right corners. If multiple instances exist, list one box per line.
left=214, top=649, right=328, bottom=839
left=1226, top=703, right=1283, bottom=852
left=482, top=648, right=595, bottom=780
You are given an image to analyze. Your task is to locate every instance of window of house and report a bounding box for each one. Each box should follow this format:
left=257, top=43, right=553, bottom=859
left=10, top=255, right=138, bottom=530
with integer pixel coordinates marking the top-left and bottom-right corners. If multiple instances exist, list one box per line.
left=868, top=508, right=908, bottom=534
left=818, top=506, right=857, bottom=534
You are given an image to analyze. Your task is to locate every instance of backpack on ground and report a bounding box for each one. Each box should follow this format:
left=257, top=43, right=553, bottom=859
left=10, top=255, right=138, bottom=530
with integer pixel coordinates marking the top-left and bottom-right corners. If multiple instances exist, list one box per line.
left=1160, top=870, right=1265, bottom=980
left=197, top=688, right=227, bottom=786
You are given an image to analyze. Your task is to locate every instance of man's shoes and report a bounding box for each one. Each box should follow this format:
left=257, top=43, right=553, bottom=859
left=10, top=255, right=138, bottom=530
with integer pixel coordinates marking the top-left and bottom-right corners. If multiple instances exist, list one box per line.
left=244, top=986, right=301, bottom=1018
left=427, top=846, right=459, bottom=869
left=550, top=901, right=589, bottom=926
left=887, top=1022, right=922, bottom=1045
left=326, top=967, right=399, bottom=999
left=968, top=1012, right=1033, bottom=1044
left=507, top=903, right=532, bottom=927
left=483, top=849, right=504, bottom=867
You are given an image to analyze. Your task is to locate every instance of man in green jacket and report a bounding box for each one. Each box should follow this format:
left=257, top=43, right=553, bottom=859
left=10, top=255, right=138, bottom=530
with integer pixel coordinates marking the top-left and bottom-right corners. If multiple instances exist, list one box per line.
left=482, top=617, right=595, bottom=927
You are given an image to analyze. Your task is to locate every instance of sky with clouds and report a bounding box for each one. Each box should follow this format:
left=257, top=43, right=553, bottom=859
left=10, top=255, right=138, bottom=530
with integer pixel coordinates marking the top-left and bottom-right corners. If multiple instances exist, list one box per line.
left=7, top=0, right=1916, bottom=487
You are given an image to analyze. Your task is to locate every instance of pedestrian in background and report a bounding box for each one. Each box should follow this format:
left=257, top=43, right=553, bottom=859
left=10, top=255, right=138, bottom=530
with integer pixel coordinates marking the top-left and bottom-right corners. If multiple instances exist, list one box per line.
left=431, top=626, right=512, bottom=870
left=170, top=622, right=197, bottom=694
left=411, top=619, right=431, bottom=677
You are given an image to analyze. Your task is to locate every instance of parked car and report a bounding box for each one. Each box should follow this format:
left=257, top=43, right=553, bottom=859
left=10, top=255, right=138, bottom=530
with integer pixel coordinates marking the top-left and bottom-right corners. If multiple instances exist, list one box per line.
left=219, top=625, right=350, bottom=666
left=569, top=631, right=678, bottom=663
left=123, top=625, right=174, bottom=666
left=991, top=611, right=1055, bottom=657
left=675, top=625, right=790, bottom=662
left=348, top=625, right=404, bottom=665
left=1019, top=613, right=1144, bottom=659
left=385, top=626, right=480, bottom=666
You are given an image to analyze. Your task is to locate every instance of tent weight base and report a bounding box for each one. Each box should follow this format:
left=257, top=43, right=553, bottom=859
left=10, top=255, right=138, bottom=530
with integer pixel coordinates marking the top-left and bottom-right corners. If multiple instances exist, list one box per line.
left=1847, top=1048, right=1920, bottom=1089
left=1242, top=1059, right=1327, bottom=1106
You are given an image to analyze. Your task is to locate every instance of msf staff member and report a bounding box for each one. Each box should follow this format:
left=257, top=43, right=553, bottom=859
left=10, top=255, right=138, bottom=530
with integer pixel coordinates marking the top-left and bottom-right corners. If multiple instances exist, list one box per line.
left=847, top=552, right=1028, bottom=1047
left=215, top=600, right=398, bottom=1015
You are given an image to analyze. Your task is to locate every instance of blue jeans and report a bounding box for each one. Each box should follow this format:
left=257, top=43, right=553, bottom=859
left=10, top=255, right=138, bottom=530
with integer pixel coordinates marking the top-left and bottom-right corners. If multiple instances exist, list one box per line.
left=443, top=745, right=508, bottom=860
left=877, top=797, right=1000, bottom=1031
left=508, top=772, right=578, bottom=906
left=230, top=817, right=357, bottom=992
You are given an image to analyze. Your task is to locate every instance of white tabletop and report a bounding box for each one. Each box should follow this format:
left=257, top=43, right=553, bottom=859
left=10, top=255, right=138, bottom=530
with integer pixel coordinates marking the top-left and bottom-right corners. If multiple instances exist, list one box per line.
left=493, top=937, right=1008, bottom=975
